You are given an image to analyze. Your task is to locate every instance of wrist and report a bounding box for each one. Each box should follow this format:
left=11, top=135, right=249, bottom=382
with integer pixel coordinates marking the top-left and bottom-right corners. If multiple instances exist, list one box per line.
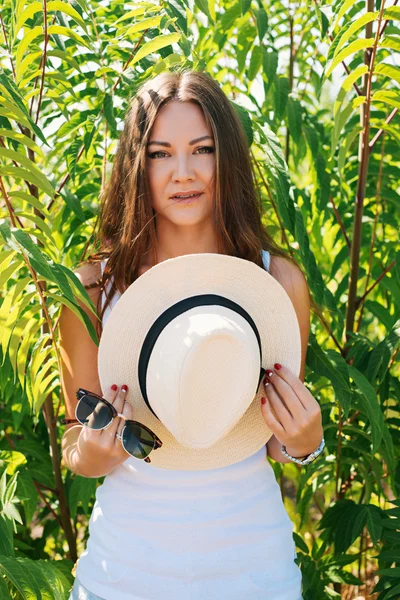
left=284, top=446, right=312, bottom=459
left=280, top=436, right=325, bottom=466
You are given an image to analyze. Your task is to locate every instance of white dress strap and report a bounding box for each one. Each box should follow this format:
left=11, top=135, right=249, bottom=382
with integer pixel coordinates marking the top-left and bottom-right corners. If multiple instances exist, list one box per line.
left=261, top=249, right=270, bottom=272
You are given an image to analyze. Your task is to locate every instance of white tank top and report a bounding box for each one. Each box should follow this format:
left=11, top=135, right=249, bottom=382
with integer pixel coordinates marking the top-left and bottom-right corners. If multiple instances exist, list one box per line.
left=76, top=250, right=303, bottom=600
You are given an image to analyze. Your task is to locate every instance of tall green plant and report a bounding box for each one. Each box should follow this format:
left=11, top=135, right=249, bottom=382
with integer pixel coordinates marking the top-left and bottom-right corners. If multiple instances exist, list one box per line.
left=0, top=0, right=399, bottom=598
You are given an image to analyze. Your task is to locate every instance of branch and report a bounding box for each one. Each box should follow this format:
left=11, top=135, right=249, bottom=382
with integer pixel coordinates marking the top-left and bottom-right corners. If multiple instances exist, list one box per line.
left=369, top=108, right=398, bottom=151
left=357, top=131, right=386, bottom=331
left=35, top=0, right=49, bottom=125
left=33, top=480, right=64, bottom=528
left=344, top=0, right=387, bottom=349
left=355, top=259, right=395, bottom=309
left=330, top=196, right=351, bottom=250
left=378, top=0, right=399, bottom=39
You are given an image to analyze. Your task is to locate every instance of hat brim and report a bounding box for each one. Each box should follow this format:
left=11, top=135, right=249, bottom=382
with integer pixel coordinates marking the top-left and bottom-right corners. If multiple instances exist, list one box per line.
left=98, top=253, right=301, bottom=470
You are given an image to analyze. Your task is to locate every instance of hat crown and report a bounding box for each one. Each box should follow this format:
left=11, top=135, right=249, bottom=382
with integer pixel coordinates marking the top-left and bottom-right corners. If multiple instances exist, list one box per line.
left=147, top=306, right=261, bottom=449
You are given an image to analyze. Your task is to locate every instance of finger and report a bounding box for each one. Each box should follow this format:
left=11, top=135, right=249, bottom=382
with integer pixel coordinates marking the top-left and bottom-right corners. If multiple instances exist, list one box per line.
left=271, top=364, right=315, bottom=408
left=107, top=385, right=129, bottom=437
left=263, top=380, right=293, bottom=431
left=261, top=396, right=285, bottom=437
left=115, top=397, right=133, bottom=444
left=265, top=369, right=305, bottom=418
left=80, top=384, right=118, bottom=439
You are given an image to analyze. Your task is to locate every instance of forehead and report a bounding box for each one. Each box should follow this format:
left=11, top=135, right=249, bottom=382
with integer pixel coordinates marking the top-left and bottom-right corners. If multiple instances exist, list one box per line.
left=150, top=100, right=213, bottom=137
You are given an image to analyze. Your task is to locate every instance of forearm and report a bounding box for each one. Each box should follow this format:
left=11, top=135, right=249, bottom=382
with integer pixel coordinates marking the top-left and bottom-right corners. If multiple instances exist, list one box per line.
left=61, top=426, right=122, bottom=478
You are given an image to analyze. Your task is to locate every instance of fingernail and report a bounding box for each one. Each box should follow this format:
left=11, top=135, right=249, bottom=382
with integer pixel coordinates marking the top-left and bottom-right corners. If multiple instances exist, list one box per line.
left=266, top=369, right=274, bottom=377
left=121, top=384, right=128, bottom=392
left=111, top=384, right=118, bottom=391
left=261, top=397, right=267, bottom=405
left=274, top=363, right=282, bottom=370
left=264, top=379, right=270, bottom=387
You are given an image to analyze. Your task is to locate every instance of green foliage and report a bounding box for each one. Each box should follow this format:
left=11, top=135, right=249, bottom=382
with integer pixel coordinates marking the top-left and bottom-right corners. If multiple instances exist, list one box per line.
left=0, top=0, right=399, bottom=598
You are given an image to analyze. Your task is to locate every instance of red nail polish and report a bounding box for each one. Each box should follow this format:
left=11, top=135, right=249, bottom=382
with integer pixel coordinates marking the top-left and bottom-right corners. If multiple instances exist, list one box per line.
left=274, top=363, right=282, bottom=370
left=261, top=397, right=267, bottom=405
left=121, top=384, right=128, bottom=392
left=266, top=369, right=274, bottom=377
left=111, top=384, right=118, bottom=391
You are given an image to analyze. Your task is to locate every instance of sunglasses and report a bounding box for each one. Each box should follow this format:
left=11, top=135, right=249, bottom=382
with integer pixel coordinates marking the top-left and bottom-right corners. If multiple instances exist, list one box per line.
left=61, top=388, right=163, bottom=463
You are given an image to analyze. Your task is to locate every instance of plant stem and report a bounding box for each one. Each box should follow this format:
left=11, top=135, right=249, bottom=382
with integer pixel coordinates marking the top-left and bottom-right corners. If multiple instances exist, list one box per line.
left=344, top=0, right=386, bottom=350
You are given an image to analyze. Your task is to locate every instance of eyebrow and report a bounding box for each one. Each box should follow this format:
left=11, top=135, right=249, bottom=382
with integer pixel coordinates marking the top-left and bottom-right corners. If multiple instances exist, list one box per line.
left=147, top=135, right=213, bottom=147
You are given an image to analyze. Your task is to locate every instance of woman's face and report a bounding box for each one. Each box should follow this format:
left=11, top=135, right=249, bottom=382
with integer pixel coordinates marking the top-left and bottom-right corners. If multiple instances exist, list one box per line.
left=146, top=100, right=216, bottom=227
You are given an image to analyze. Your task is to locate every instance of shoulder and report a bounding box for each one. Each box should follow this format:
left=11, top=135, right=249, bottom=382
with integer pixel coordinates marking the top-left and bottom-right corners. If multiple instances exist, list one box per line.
left=269, top=255, right=310, bottom=380
left=269, top=255, right=308, bottom=297
left=74, top=261, right=102, bottom=289
left=73, top=261, right=104, bottom=307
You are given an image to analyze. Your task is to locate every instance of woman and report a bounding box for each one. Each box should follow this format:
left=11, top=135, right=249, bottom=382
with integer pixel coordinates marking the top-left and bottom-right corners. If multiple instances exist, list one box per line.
left=60, top=70, right=324, bottom=600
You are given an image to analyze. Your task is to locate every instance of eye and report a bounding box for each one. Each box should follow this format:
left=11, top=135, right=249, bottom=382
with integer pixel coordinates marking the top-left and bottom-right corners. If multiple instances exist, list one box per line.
left=147, top=146, right=214, bottom=159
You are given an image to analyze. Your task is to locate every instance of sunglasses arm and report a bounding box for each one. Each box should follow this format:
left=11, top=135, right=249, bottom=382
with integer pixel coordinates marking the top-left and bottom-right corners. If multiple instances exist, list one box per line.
left=61, top=418, right=79, bottom=424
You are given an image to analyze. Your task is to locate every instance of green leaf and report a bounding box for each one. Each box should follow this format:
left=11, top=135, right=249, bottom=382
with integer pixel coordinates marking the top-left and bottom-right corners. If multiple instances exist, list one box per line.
left=47, top=25, right=91, bottom=49
left=255, top=8, right=268, bottom=42
left=0, top=556, right=70, bottom=600
left=374, top=63, right=400, bottom=86
left=230, top=101, right=253, bottom=147
left=307, top=334, right=351, bottom=391
left=287, top=97, right=303, bottom=144
left=14, top=2, right=42, bottom=37
left=372, top=90, right=400, bottom=108
left=104, top=93, right=117, bottom=135
left=122, top=15, right=162, bottom=37
left=380, top=35, right=400, bottom=52
left=324, top=38, right=375, bottom=79
left=240, top=0, right=252, bottom=15
left=333, top=12, right=378, bottom=58
left=0, top=516, right=14, bottom=557
left=47, top=1, right=88, bottom=29
left=0, top=165, right=56, bottom=199
left=331, top=0, right=363, bottom=31
left=383, top=6, right=400, bottom=21
left=220, top=3, right=241, bottom=32
left=131, top=33, right=181, bottom=65
left=115, top=5, right=159, bottom=25
left=0, top=72, right=47, bottom=146
left=0, top=129, right=45, bottom=158
left=0, top=224, right=55, bottom=281
left=16, top=471, right=37, bottom=527
left=348, top=365, right=383, bottom=452
left=194, top=0, right=214, bottom=23
left=237, top=22, right=256, bottom=73
left=262, top=47, right=278, bottom=94
left=274, top=77, right=290, bottom=122
left=315, top=4, right=329, bottom=37
left=247, top=44, right=262, bottom=82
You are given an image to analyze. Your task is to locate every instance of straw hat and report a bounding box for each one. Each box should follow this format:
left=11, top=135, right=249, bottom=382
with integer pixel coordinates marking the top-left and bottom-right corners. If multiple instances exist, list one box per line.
left=97, top=253, right=301, bottom=470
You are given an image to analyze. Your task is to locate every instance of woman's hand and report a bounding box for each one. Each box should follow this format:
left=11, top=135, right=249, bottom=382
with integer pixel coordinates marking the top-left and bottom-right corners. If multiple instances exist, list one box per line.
left=260, top=363, right=323, bottom=458
left=63, top=385, right=134, bottom=478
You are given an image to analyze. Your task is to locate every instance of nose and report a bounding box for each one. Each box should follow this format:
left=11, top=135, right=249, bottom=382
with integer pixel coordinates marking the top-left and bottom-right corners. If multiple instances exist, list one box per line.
left=172, top=154, right=195, bottom=182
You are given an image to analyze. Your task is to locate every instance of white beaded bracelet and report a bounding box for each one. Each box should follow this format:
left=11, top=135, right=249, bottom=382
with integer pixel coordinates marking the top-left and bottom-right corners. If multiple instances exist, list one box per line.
left=280, top=436, right=325, bottom=465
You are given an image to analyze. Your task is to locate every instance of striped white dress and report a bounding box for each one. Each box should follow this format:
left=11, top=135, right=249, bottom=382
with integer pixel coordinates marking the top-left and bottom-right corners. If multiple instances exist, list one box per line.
left=71, top=250, right=303, bottom=600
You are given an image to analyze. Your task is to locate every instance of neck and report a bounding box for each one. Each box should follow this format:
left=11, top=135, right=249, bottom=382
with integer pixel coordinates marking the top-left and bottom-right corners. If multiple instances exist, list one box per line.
left=153, top=221, right=223, bottom=262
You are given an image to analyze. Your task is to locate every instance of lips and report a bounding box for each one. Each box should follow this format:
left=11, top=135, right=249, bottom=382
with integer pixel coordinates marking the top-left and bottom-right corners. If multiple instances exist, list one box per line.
left=169, top=191, right=203, bottom=199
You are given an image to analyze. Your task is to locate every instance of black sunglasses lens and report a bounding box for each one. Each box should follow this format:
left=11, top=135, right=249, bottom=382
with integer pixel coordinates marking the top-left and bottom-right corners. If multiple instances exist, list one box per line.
left=122, top=422, right=154, bottom=459
left=76, top=395, right=113, bottom=430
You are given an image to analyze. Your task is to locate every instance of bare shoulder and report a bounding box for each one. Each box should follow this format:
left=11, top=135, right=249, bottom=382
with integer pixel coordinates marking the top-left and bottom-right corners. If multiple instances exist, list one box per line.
left=74, top=261, right=102, bottom=293
left=269, top=255, right=308, bottom=296
left=269, top=254, right=311, bottom=381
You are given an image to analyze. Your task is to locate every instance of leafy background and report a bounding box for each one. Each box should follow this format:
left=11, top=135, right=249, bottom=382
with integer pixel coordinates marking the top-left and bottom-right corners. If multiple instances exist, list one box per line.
left=0, top=0, right=399, bottom=598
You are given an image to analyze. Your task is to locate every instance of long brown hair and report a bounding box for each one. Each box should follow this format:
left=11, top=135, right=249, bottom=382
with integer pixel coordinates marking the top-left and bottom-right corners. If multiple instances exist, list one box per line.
left=81, top=69, right=320, bottom=338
